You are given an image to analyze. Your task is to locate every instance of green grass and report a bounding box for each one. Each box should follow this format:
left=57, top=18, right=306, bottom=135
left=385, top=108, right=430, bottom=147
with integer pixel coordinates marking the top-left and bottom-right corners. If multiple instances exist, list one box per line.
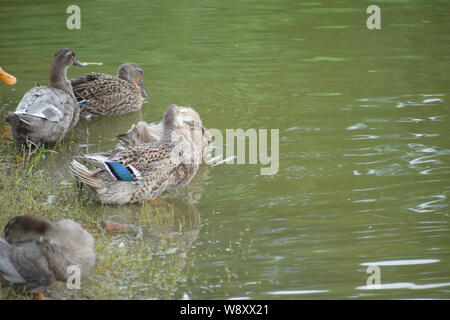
left=0, top=146, right=194, bottom=300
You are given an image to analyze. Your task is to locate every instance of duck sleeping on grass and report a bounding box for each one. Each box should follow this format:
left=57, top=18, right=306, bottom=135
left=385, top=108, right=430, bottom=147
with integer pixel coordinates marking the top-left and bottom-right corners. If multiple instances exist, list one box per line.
left=70, top=104, right=203, bottom=204
left=71, top=62, right=147, bottom=117
left=0, top=215, right=96, bottom=299
left=5, top=48, right=86, bottom=146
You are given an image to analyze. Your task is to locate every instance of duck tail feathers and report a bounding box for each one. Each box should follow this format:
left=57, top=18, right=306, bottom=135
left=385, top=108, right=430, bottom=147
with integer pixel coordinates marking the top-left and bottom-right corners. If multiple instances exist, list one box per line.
left=70, top=159, right=104, bottom=188
left=5, top=112, right=32, bottom=130
left=74, top=154, right=111, bottom=167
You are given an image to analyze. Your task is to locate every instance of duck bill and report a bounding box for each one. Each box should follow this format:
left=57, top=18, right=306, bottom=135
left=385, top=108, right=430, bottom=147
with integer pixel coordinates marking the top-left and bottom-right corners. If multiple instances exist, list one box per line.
left=0, top=67, right=17, bottom=85
left=73, top=58, right=87, bottom=67
left=140, top=83, right=148, bottom=98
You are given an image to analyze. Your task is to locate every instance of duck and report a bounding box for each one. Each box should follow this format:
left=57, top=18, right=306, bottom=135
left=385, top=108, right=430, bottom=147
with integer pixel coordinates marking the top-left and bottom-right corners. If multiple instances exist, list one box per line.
left=0, top=66, right=17, bottom=85
left=5, top=48, right=85, bottom=146
left=70, top=104, right=202, bottom=204
left=70, top=62, right=147, bottom=118
left=0, top=215, right=96, bottom=299
left=117, top=106, right=212, bottom=160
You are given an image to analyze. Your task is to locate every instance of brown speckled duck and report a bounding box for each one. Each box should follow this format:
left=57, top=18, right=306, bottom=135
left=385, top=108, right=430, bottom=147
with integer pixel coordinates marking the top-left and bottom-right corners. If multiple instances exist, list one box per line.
left=5, top=48, right=85, bottom=146
left=0, top=215, right=96, bottom=299
left=117, top=106, right=212, bottom=160
left=71, top=62, right=147, bottom=118
left=70, top=104, right=202, bottom=204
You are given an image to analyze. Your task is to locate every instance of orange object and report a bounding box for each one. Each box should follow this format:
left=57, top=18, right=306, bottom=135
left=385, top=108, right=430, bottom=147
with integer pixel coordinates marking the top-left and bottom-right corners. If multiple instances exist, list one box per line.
left=0, top=67, right=17, bottom=85
left=102, top=220, right=127, bottom=233
left=147, top=197, right=166, bottom=206
left=36, top=292, right=45, bottom=300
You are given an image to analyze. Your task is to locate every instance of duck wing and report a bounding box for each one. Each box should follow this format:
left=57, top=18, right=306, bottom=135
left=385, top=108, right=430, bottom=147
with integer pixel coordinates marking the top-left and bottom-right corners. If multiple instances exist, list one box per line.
left=71, top=72, right=103, bottom=91
left=14, top=86, right=73, bottom=122
left=42, top=220, right=96, bottom=282
left=0, top=238, right=25, bottom=284
left=75, top=143, right=172, bottom=183
left=71, top=73, right=141, bottom=116
left=8, top=241, right=55, bottom=291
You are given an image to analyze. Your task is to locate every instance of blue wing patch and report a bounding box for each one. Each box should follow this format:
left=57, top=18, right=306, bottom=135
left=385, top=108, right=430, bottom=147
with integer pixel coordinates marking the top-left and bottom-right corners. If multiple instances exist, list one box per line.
left=105, top=161, right=135, bottom=181
left=79, top=100, right=89, bottom=108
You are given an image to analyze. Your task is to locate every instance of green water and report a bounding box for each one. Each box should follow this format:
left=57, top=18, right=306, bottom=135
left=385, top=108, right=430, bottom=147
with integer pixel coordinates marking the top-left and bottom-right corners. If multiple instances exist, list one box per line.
left=1, top=0, right=449, bottom=299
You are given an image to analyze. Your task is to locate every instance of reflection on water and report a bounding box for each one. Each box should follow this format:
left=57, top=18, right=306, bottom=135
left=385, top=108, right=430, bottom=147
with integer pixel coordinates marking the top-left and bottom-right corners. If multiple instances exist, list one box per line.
left=84, top=164, right=210, bottom=247
left=0, top=0, right=449, bottom=299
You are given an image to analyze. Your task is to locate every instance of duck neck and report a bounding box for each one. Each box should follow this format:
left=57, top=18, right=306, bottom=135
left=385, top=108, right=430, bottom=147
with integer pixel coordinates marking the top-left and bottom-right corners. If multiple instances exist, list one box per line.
left=50, top=62, right=75, bottom=99
left=162, top=124, right=183, bottom=145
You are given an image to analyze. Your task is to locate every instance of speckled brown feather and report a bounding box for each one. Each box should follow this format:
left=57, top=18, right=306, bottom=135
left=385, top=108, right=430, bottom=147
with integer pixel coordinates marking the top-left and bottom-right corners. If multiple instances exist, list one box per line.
left=72, top=72, right=143, bottom=117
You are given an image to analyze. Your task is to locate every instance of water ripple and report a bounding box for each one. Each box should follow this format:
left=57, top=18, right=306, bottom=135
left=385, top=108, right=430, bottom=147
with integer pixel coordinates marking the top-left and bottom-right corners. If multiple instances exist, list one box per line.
left=408, top=195, right=447, bottom=213
left=267, top=289, right=329, bottom=295
left=346, top=123, right=368, bottom=130
left=356, top=282, right=450, bottom=290
left=360, top=259, right=440, bottom=266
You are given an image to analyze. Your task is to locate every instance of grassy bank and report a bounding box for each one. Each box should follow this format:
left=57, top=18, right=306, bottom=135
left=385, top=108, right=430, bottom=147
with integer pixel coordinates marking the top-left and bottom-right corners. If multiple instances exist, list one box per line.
left=0, top=144, right=194, bottom=299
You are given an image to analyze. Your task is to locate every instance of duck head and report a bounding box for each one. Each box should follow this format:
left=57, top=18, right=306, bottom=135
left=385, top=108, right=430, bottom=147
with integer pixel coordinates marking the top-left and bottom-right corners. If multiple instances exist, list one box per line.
left=50, top=48, right=85, bottom=93
left=117, top=62, right=147, bottom=98
left=52, top=48, right=86, bottom=68
left=3, top=215, right=55, bottom=243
